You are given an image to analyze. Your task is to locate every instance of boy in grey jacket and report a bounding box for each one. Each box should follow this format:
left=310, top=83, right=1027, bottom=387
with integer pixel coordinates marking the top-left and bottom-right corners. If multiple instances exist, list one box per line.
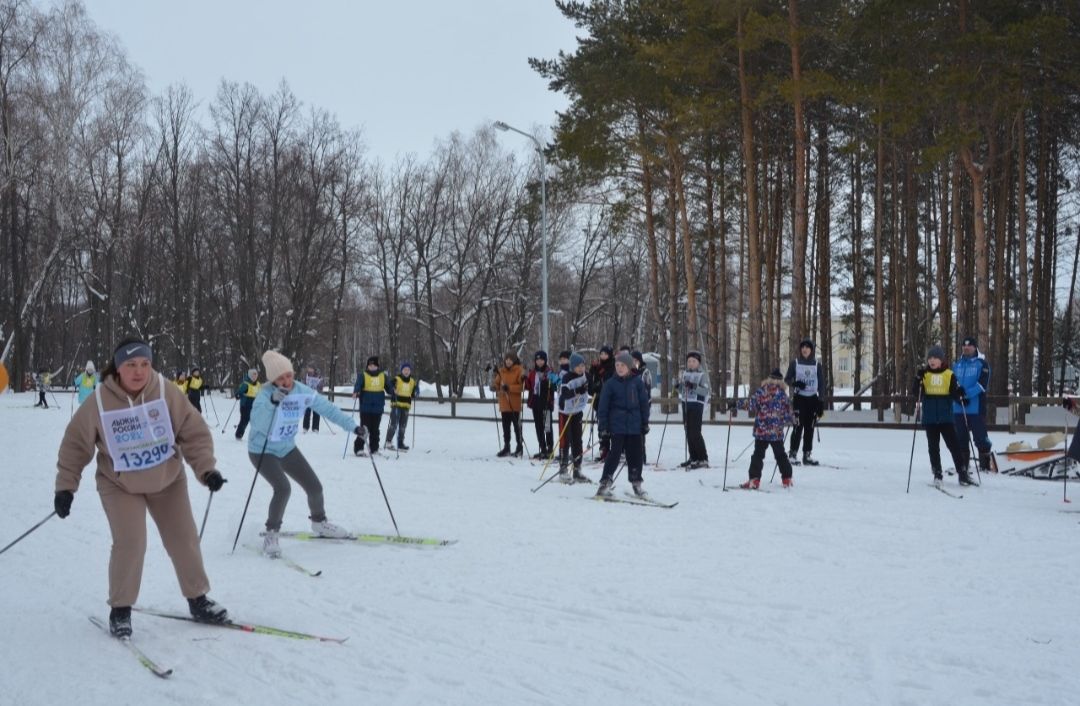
left=679, top=351, right=710, bottom=469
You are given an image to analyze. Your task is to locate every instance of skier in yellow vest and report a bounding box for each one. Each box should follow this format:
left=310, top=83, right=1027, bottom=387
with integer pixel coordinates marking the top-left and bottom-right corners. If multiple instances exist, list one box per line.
left=234, top=368, right=260, bottom=440
left=352, top=356, right=390, bottom=456
left=187, top=367, right=205, bottom=413
left=385, top=362, right=418, bottom=451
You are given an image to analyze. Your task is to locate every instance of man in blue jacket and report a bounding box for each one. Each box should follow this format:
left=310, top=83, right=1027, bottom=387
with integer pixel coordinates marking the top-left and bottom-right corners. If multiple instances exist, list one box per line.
left=952, top=336, right=993, bottom=471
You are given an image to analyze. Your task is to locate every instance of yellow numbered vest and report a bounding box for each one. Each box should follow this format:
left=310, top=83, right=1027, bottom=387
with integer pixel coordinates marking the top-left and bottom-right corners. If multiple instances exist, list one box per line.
left=363, top=371, right=386, bottom=393
left=922, top=369, right=952, bottom=395
left=393, top=376, right=417, bottom=409
left=189, top=376, right=203, bottom=391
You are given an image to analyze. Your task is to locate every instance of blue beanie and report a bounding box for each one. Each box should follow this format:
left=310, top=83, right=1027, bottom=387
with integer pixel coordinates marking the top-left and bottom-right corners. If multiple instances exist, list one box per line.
left=569, top=352, right=585, bottom=368
left=400, top=361, right=413, bottom=372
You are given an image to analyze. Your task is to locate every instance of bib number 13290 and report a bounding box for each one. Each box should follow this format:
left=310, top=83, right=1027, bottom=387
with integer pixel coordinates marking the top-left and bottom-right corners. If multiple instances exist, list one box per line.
left=119, top=442, right=171, bottom=470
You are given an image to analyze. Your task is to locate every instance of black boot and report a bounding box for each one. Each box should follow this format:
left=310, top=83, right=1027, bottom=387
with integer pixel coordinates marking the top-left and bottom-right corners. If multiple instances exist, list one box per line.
left=513, top=443, right=524, bottom=458
left=188, top=595, right=228, bottom=624
left=496, top=445, right=511, bottom=458
left=109, top=606, right=132, bottom=638
left=353, top=435, right=365, bottom=456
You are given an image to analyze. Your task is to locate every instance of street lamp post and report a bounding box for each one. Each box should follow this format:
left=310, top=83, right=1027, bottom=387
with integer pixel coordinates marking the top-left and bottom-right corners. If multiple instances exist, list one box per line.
left=494, top=120, right=549, bottom=357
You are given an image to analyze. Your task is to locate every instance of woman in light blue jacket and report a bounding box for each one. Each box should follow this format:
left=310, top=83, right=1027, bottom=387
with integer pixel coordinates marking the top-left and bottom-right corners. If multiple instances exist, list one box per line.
left=73, top=361, right=98, bottom=405
left=250, top=350, right=367, bottom=557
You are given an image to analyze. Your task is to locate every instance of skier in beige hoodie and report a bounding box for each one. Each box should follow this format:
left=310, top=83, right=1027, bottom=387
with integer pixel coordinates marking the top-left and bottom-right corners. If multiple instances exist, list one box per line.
left=54, top=338, right=229, bottom=638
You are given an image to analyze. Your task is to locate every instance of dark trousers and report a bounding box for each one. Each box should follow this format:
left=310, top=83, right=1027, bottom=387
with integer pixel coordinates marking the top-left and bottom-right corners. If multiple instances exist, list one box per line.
left=37, top=391, right=47, bottom=407
left=749, top=439, right=792, bottom=480
left=600, top=434, right=644, bottom=485
left=187, top=390, right=202, bottom=413
left=558, top=413, right=584, bottom=469
left=501, top=411, right=522, bottom=447
left=532, top=408, right=553, bottom=452
left=386, top=407, right=409, bottom=445
left=303, top=407, right=321, bottom=432
left=953, top=412, right=991, bottom=467
left=789, top=395, right=818, bottom=455
left=235, top=404, right=252, bottom=439
left=359, top=412, right=382, bottom=452
left=924, top=423, right=966, bottom=475
left=684, top=403, right=708, bottom=461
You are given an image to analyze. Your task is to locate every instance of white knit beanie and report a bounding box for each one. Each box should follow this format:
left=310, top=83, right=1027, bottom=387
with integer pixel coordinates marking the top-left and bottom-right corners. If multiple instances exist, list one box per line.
left=85, top=360, right=96, bottom=374
left=262, top=350, right=293, bottom=383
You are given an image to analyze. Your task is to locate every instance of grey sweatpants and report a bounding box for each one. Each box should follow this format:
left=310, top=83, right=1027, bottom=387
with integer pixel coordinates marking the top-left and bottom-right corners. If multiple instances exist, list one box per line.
left=249, top=448, right=328, bottom=531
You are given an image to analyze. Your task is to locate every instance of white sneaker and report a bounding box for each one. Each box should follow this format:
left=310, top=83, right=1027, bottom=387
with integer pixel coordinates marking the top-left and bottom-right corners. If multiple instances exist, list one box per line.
left=311, top=519, right=350, bottom=539
left=263, top=530, right=281, bottom=558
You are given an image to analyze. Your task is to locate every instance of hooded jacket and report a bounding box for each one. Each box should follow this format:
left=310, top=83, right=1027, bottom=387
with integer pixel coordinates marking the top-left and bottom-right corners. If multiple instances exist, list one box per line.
left=739, top=378, right=795, bottom=441
left=55, top=372, right=218, bottom=496
left=785, top=343, right=825, bottom=398
left=492, top=353, right=525, bottom=413
left=951, top=349, right=989, bottom=415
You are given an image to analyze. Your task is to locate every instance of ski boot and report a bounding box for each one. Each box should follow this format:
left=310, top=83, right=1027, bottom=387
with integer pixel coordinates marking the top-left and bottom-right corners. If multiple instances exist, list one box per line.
left=802, top=452, right=819, bottom=466
left=572, top=466, right=592, bottom=484
left=496, top=445, right=511, bottom=458
left=631, top=481, right=649, bottom=499
left=782, top=477, right=794, bottom=488
left=109, top=607, right=132, bottom=638
left=595, top=479, right=614, bottom=497
left=311, top=519, right=350, bottom=538
left=512, top=444, right=524, bottom=458
left=263, top=529, right=281, bottom=558
left=739, top=478, right=761, bottom=490
left=188, top=595, right=228, bottom=624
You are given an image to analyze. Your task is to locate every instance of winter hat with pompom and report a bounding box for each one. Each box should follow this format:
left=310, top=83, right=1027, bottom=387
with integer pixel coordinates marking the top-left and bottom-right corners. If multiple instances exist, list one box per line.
left=85, top=360, right=96, bottom=374
left=262, top=350, right=293, bottom=383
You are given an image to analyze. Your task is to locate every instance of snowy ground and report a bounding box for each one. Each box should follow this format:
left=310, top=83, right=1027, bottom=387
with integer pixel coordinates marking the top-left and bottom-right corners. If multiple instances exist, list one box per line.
left=1, top=389, right=1078, bottom=705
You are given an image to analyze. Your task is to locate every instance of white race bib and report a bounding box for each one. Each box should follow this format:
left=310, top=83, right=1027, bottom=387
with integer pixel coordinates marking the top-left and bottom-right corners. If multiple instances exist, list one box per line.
left=269, top=393, right=314, bottom=441
left=97, top=375, right=176, bottom=472
left=795, top=361, right=819, bottom=396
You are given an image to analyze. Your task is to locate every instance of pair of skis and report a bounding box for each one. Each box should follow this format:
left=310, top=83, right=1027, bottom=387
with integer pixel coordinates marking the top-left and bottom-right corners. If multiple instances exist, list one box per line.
left=89, top=608, right=348, bottom=679
left=592, top=492, right=678, bottom=509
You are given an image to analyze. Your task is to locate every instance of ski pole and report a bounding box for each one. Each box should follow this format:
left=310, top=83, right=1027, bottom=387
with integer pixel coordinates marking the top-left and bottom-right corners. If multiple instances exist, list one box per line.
left=531, top=468, right=565, bottom=494
left=342, top=396, right=360, bottom=459
left=231, top=405, right=278, bottom=553
left=0, top=511, right=56, bottom=556
left=654, top=397, right=672, bottom=467
left=220, top=397, right=238, bottom=434
left=1064, top=405, right=1072, bottom=504
left=722, top=403, right=734, bottom=492
left=906, top=390, right=923, bottom=494
left=207, top=390, right=220, bottom=425
left=959, top=405, right=982, bottom=485
left=539, top=411, right=573, bottom=480
left=368, top=454, right=400, bottom=536
left=198, top=490, right=214, bottom=542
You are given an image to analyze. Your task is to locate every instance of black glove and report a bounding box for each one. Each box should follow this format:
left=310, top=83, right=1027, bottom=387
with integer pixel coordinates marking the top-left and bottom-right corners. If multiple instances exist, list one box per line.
left=599, top=428, right=611, bottom=441
left=1064, top=397, right=1075, bottom=411
left=355, top=425, right=367, bottom=442
left=502, top=384, right=509, bottom=392
left=794, top=380, right=806, bottom=390
left=958, top=393, right=969, bottom=406
left=725, top=400, right=738, bottom=412
left=270, top=386, right=288, bottom=405
left=642, top=423, right=650, bottom=435
left=204, top=471, right=227, bottom=492
left=54, top=490, right=73, bottom=519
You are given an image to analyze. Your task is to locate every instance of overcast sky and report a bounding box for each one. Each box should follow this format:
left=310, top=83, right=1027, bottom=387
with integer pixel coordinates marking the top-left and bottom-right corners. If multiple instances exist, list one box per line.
left=79, top=0, right=579, bottom=163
